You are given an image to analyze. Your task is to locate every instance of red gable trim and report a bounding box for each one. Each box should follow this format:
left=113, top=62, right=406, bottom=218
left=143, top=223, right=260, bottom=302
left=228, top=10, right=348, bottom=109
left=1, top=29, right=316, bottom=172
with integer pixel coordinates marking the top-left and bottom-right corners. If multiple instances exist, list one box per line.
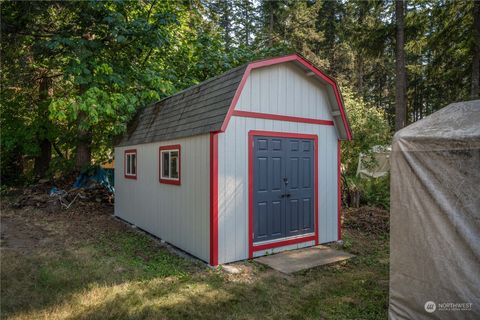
left=220, top=53, right=352, bottom=140
left=232, top=110, right=334, bottom=126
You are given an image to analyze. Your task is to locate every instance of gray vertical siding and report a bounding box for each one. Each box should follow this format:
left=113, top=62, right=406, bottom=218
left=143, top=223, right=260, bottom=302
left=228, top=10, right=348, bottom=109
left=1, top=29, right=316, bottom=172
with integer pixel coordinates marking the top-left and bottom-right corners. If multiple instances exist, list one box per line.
left=236, top=62, right=334, bottom=121
left=114, top=134, right=210, bottom=262
left=218, top=64, right=339, bottom=264
left=115, top=62, right=341, bottom=265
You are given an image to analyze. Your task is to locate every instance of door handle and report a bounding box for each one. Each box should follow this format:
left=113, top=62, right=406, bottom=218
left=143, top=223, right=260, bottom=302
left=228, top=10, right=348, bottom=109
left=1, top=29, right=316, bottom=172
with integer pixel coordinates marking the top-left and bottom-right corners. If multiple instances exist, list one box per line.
left=281, top=193, right=291, bottom=198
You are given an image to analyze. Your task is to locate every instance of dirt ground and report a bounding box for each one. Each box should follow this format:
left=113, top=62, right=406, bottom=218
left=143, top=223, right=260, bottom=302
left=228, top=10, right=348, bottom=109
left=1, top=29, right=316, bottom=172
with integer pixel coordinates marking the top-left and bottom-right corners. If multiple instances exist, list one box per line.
left=0, top=200, right=273, bottom=285
left=1, top=202, right=119, bottom=252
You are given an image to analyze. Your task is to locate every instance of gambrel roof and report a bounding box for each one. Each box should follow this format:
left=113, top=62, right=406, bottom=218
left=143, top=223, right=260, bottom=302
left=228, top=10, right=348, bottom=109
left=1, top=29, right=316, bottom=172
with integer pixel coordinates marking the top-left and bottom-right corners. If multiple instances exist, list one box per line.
left=117, top=53, right=352, bottom=147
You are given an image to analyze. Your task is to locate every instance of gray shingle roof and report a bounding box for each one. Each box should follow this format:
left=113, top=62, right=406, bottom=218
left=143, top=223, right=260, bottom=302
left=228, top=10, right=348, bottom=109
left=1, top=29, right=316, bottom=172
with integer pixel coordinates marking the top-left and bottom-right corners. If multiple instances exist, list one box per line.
left=117, top=64, right=248, bottom=147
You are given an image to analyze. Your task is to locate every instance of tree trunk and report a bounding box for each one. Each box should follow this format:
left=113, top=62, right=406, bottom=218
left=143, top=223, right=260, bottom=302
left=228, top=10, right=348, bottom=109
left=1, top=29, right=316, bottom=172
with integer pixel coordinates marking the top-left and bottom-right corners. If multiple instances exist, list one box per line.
left=74, top=85, right=92, bottom=170
left=75, top=138, right=91, bottom=170
left=33, top=77, right=52, bottom=178
left=220, top=0, right=231, bottom=50
left=355, top=54, right=364, bottom=94
left=472, top=0, right=480, bottom=99
left=244, top=1, right=249, bottom=46
left=34, top=139, right=52, bottom=178
left=395, top=0, right=407, bottom=131
left=355, top=5, right=366, bottom=96
left=268, top=2, right=274, bottom=47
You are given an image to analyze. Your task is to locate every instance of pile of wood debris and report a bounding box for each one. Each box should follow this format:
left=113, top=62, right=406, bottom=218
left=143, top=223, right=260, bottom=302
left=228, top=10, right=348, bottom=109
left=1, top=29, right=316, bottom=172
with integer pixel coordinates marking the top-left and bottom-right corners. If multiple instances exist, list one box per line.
left=11, top=178, right=113, bottom=212
left=343, top=206, right=389, bottom=234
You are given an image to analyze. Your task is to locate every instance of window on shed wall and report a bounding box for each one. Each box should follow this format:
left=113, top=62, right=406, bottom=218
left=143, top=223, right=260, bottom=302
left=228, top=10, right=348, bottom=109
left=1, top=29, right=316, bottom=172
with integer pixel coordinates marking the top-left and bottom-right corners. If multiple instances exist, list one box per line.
left=124, top=150, right=137, bottom=179
left=159, top=145, right=181, bottom=185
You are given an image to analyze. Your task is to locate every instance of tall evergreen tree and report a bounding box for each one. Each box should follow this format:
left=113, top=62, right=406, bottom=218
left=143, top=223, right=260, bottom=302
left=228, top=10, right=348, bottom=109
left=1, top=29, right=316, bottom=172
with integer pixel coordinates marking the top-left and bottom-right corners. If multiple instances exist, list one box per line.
left=395, top=0, right=407, bottom=131
left=2, top=0, right=478, bottom=181
left=472, top=0, right=480, bottom=99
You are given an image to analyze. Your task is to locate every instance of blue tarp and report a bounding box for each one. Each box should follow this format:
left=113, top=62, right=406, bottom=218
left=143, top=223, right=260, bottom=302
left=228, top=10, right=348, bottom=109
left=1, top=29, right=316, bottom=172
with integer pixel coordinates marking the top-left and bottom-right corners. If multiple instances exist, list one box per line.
left=73, top=167, right=115, bottom=193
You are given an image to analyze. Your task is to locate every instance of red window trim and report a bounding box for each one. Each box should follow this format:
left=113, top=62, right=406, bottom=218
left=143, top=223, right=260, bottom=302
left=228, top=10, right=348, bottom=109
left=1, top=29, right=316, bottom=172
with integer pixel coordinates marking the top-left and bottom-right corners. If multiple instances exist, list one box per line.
left=232, top=110, right=334, bottom=126
left=159, top=144, right=181, bottom=185
left=124, top=149, right=137, bottom=180
left=248, top=130, right=319, bottom=258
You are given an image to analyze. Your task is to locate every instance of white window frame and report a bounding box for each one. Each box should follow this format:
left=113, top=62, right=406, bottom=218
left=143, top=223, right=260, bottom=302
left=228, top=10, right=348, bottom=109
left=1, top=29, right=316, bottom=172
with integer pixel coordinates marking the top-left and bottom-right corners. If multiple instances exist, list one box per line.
left=159, top=145, right=181, bottom=185
left=124, top=150, right=137, bottom=179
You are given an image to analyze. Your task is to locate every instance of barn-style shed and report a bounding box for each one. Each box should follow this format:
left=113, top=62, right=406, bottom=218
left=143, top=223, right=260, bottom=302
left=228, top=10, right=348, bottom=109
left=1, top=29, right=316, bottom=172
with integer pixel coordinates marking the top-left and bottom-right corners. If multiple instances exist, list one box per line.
left=115, top=53, right=352, bottom=266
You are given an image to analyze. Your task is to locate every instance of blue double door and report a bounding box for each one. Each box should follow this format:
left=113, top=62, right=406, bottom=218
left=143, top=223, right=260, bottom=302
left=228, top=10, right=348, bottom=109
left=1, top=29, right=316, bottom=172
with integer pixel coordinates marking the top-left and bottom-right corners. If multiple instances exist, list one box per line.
left=253, top=135, right=315, bottom=243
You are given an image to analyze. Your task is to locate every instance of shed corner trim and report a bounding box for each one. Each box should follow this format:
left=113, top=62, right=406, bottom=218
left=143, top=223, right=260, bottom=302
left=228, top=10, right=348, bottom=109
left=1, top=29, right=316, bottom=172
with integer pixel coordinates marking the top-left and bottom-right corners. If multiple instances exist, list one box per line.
left=209, top=132, right=219, bottom=266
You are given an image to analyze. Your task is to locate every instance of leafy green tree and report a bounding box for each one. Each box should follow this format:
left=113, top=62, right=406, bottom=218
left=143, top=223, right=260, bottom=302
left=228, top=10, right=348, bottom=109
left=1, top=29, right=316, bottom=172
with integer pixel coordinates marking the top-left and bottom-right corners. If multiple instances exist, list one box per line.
left=45, top=1, right=181, bottom=169
left=1, top=0, right=477, bottom=184
left=1, top=1, right=62, bottom=179
left=340, top=87, right=391, bottom=175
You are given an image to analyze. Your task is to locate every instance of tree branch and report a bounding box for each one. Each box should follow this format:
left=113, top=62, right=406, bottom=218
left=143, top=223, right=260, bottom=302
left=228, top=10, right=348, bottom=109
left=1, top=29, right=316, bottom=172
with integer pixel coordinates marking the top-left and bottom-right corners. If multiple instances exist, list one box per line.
left=52, top=141, right=66, bottom=159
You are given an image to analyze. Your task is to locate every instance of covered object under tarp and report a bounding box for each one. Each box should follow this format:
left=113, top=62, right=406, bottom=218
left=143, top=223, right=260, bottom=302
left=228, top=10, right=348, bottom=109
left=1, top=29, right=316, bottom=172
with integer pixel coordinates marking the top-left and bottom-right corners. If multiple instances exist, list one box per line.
left=389, top=100, right=480, bottom=319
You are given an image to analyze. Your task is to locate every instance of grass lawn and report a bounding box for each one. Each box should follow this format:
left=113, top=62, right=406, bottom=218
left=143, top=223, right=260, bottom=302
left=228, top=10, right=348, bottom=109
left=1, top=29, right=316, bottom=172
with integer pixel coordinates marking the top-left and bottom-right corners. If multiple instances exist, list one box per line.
left=1, top=202, right=389, bottom=320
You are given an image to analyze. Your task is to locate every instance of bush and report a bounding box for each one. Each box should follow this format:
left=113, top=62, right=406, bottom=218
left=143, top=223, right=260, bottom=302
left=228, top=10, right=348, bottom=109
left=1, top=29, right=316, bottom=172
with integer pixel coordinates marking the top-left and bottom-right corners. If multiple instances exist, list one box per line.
left=345, top=175, right=390, bottom=209
left=340, top=87, right=392, bottom=175
left=360, top=175, right=390, bottom=209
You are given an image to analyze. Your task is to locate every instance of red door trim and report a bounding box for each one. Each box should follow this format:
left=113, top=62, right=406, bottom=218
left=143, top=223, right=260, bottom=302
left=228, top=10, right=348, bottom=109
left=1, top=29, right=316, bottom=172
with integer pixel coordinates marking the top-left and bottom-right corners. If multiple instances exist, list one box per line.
left=253, top=235, right=317, bottom=252
left=337, top=140, right=342, bottom=240
left=248, top=130, right=319, bottom=258
left=209, top=132, right=219, bottom=266
left=232, top=110, right=334, bottom=126
left=220, top=53, right=352, bottom=140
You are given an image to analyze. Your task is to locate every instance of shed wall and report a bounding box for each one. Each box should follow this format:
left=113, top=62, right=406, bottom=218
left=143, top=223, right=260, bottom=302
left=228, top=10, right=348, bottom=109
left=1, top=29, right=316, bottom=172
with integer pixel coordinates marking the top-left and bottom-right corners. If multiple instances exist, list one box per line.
left=114, top=134, right=210, bottom=262
left=217, top=117, right=339, bottom=264
left=217, top=64, right=340, bottom=264
left=236, top=62, right=334, bottom=122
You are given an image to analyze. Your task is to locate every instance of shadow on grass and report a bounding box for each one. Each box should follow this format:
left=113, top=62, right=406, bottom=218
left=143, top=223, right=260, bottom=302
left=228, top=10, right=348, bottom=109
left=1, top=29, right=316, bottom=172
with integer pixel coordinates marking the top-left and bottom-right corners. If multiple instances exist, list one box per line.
left=0, top=227, right=190, bottom=318
left=1, top=223, right=389, bottom=320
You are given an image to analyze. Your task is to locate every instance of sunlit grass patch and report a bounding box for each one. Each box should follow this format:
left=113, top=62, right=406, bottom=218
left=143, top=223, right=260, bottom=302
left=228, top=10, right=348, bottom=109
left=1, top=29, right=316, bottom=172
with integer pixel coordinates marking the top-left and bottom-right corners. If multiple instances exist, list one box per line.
left=96, top=231, right=190, bottom=278
left=1, top=207, right=389, bottom=320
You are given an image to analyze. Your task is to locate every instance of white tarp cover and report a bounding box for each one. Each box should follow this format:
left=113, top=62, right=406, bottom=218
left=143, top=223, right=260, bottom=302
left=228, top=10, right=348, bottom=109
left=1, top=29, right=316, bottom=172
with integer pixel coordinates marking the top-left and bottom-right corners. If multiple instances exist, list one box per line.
left=356, top=145, right=391, bottom=178
left=389, top=100, right=480, bottom=319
